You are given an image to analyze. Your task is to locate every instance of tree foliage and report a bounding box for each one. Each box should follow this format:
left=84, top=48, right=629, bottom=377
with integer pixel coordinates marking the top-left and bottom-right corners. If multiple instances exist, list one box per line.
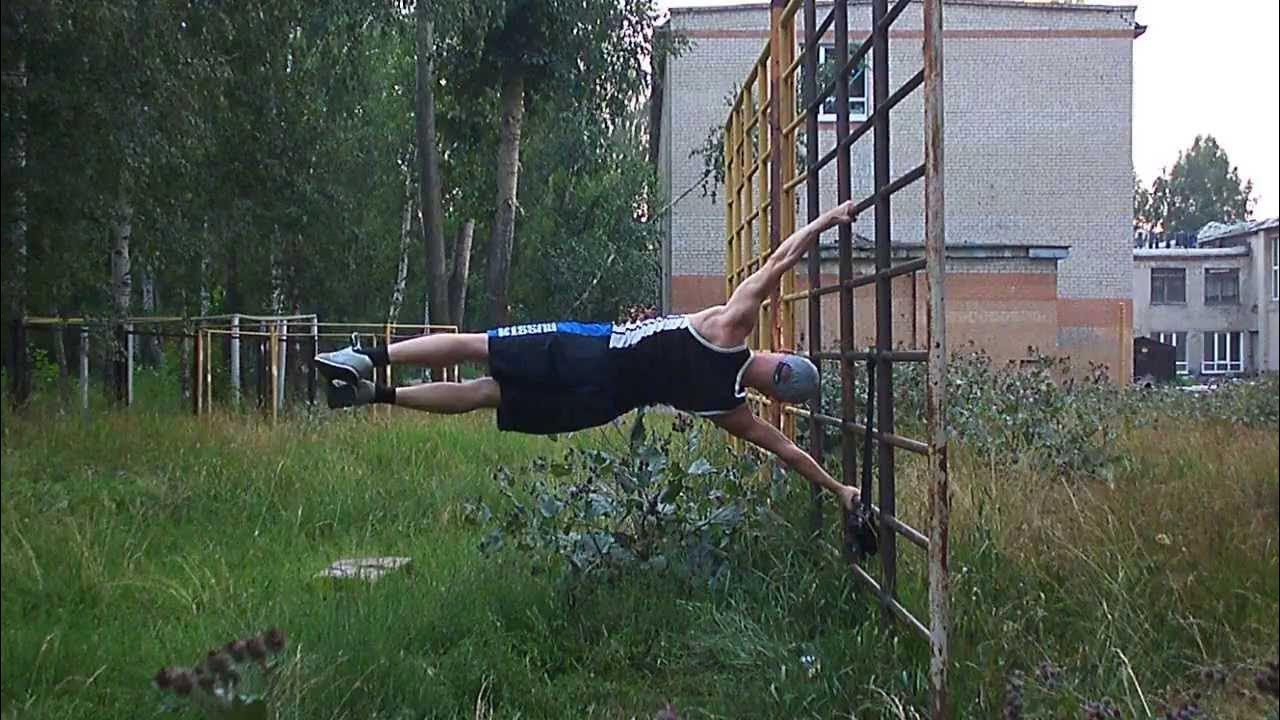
left=1, top=0, right=666, bottom=359
left=1135, top=135, right=1256, bottom=236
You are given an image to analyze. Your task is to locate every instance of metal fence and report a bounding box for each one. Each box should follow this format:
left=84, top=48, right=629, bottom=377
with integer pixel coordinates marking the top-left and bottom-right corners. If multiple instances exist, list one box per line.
left=722, top=0, right=949, bottom=714
left=8, top=315, right=459, bottom=420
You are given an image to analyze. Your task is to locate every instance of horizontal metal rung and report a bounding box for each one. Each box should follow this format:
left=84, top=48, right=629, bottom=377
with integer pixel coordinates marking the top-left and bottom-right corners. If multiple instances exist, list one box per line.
left=798, top=0, right=911, bottom=119
left=848, top=563, right=930, bottom=640
left=851, top=163, right=925, bottom=218
left=812, top=69, right=924, bottom=180
left=869, top=502, right=929, bottom=550
left=781, top=258, right=926, bottom=302
left=784, top=406, right=928, bottom=455
left=812, top=350, right=928, bottom=363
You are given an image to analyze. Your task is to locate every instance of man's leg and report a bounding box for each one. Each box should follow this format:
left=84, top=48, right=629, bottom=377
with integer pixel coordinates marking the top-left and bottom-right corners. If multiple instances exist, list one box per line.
left=316, top=332, right=488, bottom=385
left=391, top=377, right=500, bottom=413
left=387, top=333, right=488, bottom=367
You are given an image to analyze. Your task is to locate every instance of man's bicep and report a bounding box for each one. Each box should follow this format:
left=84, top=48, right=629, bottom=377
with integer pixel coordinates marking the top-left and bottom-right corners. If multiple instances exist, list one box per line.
left=723, top=264, right=777, bottom=332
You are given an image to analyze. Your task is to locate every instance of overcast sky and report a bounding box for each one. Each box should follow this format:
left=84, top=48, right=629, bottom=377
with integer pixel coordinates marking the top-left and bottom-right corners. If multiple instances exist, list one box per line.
left=658, top=0, right=1280, bottom=217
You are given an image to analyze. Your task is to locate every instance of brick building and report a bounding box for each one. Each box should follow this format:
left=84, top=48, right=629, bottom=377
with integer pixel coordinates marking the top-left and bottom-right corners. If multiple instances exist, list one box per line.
left=1133, top=218, right=1280, bottom=376
left=656, top=0, right=1144, bottom=377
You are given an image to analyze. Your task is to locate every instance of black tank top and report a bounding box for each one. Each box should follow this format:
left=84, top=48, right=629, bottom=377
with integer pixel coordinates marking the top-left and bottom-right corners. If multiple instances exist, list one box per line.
left=608, top=316, right=751, bottom=416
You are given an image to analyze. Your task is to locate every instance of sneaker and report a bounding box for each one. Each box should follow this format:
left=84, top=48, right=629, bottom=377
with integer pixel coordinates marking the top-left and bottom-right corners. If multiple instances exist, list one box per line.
left=325, top=379, right=375, bottom=409
left=315, top=335, right=374, bottom=385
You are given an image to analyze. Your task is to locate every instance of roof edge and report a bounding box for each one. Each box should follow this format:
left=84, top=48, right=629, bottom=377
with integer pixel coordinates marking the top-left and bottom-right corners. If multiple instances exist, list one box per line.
left=668, top=0, right=1138, bottom=15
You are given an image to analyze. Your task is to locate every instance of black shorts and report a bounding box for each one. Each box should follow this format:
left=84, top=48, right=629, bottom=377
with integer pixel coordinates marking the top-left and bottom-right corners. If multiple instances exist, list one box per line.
left=487, top=323, right=626, bottom=434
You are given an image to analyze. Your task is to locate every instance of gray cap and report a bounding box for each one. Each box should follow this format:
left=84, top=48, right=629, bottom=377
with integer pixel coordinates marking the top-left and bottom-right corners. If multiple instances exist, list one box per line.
left=772, top=354, right=819, bottom=403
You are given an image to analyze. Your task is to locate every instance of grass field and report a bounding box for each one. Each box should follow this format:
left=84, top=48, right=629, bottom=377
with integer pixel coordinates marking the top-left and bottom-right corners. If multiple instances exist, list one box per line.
left=2, top=397, right=1277, bottom=719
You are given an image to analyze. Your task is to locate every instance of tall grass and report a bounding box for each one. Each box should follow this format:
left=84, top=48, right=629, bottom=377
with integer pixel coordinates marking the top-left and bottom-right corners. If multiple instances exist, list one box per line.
left=1, top=397, right=1276, bottom=719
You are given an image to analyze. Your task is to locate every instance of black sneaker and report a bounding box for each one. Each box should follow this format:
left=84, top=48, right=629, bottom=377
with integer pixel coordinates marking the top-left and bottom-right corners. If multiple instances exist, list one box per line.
left=325, top=379, right=375, bottom=409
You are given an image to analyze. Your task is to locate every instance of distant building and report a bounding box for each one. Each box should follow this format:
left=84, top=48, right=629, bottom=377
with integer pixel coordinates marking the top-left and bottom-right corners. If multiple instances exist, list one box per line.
left=1132, top=217, right=1279, bottom=375
left=657, top=0, right=1143, bottom=377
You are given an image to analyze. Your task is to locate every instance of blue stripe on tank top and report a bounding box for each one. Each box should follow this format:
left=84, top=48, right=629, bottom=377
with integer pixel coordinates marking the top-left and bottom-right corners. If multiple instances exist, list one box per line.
left=555, top=321, right=613, bottom=336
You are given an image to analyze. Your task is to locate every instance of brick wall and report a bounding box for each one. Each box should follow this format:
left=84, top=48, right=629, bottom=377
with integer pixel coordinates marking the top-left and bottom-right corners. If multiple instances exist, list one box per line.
left=660, top=0, right=1138, bottom=376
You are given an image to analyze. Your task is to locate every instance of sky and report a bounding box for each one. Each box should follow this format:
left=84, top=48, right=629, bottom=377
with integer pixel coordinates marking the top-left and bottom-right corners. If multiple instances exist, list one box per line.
left=658, top=0, right=1280, bottom=217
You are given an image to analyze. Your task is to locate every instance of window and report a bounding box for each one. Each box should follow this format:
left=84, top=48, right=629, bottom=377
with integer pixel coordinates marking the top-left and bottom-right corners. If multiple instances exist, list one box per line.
left=1202, top=331, right=1243, bottom=374
left=1271, top=235, right=1278, bottom=301
left=1150, top=267, right=1185, bottom=304
left=1151, top=331, right=1188, bottom=374
left=816, top=44, right=869, bottom=122
left=1204, top=268, right=1240, bottom=305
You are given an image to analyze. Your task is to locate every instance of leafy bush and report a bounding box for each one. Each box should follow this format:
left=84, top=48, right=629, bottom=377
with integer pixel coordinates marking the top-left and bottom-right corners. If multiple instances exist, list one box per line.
left=806, top=345, right=1279, bottom=483
left=466, top=411, right=786, bottom=591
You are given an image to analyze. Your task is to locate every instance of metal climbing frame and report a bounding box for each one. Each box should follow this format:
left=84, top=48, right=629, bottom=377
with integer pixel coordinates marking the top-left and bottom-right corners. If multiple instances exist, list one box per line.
left=723, top=0, right=949, bottom=715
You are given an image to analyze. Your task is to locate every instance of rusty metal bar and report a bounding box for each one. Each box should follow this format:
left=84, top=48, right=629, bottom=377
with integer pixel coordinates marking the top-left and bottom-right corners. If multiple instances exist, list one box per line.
left=814, top=350, right=928, bottom=363
left=804, top=0, right=824, bottom=532
left=833, top=0, right=859, bottom=524
left=868, top=501, right=930, bottom=550
left=852, top=163, right=925, bottom=217
left=782, top=258, right=926, bottom=302
left=848, top=563, right=930, bottom=640
left=923, top=0, right=950, bottom=713
left=811, top=72, right=924, bottom=180
left=804, top=0, right=912, bottom=118
left=871, top=0, right=899, bottom=628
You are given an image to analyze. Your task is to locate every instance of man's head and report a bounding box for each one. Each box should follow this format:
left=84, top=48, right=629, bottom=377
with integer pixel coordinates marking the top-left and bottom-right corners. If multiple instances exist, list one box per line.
left=749, top=351, right=820, bottom=403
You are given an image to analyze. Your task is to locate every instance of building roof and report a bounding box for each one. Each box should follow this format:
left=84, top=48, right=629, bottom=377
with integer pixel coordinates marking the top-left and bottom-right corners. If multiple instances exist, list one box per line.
left=1133, top=246, right=1250, bottom=259
left=1196, top=217, right=1280, bottom=245
left=667, top=0, right=1138, bottom=14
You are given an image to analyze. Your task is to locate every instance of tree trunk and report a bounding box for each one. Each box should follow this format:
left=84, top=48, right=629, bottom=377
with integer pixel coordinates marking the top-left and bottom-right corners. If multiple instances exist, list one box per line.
left=388, top=170, right=416, bottom=325
left=111, top=191, right=133, bottom=319
left=448, top=219, right=475, bottom=329
left=52, top=314, right=69, bottom=377
left=415, top=0, right=449, bottom=326
left=485, top=69, right=525, bottom=326
left=141, top=264, right=163, bottom=366
left=4, top=58, right=29, bottom=326
left=647, top=40, right=666, bottom=173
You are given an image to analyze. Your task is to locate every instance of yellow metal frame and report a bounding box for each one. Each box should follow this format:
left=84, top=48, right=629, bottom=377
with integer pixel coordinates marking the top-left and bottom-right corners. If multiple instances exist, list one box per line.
left=724, top=0, right=804, bottom=440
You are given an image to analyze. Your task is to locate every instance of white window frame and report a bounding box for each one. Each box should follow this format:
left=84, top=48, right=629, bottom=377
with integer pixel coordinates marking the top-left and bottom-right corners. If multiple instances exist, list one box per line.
left=1203, top=267, right=1240, bottom=306
left=1271, top=235, right=1278, bottom=301
left=1202, top=331, right=1244, bottom=374
left=816, top=44, right=870, bottom=123
left=1151, top=331, right=1188, bottom=375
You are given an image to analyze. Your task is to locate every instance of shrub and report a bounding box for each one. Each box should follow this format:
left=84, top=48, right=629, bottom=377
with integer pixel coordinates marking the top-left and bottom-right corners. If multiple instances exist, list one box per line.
left=465, top=411, right=786, bottom=591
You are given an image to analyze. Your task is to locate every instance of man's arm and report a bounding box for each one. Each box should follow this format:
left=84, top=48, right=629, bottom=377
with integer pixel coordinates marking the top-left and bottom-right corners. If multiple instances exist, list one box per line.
left=711, top=405, right=858, bottom=510
left=719, top=200, right=857, bottom=341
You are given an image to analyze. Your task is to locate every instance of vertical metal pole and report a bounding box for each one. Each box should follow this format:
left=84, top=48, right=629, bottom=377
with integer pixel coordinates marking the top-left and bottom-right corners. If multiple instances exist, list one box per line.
left=385, top=323, right=393, bottom=417
left=269, top=323, right=279, bottom=424
left=257, top=323, right=267, bottom=409
left=768, top=0, right=784, bottom=432
left=804, top=0, right=824, bottom=531
left=205, top=328, right=213, bottom=411
left=79, top=326, right=90, bottom=415
left=126, top=323, right=135, bottom=407
left=277, top=319, right=288, bottom=410
left=834, top=0, right=860, bottom=541
left=230, top=314, right=241, bottom=406
left=924, top=0, right=950, bottom=714
left=779, top=11, right=797, bottom=441
left=308, top=316, right=318, bottom=405
left=871, top=0, right=898, bottom=623
left=194, top=328, right=203, bottom=416
left=9, top=319, right=30, bottom=407
left=112, top=323, right=127, bottom=406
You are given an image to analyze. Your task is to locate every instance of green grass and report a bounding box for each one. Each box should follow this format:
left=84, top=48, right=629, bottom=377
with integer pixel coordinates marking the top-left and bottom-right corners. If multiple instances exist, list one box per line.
left=1, top=399, right=1277, bottom=719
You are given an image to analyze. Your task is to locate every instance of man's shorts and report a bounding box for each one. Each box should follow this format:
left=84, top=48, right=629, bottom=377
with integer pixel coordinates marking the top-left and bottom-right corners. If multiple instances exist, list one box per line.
left=487, top=322, right=625, bottom=435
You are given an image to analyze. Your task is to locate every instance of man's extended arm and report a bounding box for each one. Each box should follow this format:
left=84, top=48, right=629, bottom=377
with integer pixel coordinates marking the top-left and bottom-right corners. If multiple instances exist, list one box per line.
left=720, top=200, right=857, bottom=339
left=712, top=405, right=858, bottom=511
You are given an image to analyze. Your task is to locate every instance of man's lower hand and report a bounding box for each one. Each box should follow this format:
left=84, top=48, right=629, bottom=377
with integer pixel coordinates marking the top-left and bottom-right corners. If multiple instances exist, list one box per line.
left=836, top=484, right=860, bottom=512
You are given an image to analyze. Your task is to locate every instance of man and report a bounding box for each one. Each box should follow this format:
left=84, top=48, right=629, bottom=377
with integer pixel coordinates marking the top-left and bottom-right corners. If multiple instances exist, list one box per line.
left=316, top=200, right=860, bottom=510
